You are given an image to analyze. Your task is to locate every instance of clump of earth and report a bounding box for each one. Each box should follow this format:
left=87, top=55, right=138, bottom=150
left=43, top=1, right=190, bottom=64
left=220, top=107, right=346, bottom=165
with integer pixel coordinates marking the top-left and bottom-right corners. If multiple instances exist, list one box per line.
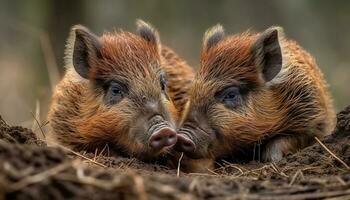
left=0, top=106, right=349, bottom=199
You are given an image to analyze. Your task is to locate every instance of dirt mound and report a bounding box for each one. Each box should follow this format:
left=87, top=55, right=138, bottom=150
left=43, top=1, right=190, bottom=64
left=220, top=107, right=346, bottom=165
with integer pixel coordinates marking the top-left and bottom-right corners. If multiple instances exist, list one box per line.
left=277, top=105, right=350, bottom=176
left=336, top=105, right=350, bottom=132
left=0, top=106, right=350, bottom=199
left=0, top=115, right=45, bottom=146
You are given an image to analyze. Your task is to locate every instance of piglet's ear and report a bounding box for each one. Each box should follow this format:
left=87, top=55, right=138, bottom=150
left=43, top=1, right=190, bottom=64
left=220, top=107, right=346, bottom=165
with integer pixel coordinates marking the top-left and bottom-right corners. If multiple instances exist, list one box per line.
left=136, top=19, right=161, bottom=50
left=251, top=27, right=284, bottom=82
left=67, top=25, right=101, bottom=79
left=203, top=24, right=225, bottom=52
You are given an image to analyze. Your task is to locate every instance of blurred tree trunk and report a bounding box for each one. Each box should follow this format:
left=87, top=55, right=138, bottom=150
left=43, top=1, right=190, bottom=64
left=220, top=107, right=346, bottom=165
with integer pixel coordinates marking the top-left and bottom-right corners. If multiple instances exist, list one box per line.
left=46, top=0, right=87, bottom=72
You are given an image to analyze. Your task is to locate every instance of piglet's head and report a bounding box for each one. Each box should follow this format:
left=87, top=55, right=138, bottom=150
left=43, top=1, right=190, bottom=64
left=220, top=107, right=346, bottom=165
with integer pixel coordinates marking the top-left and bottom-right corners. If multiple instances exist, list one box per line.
left=176, top=25, right=284, bottom=160
left=67, top=20, right=178, bottom=160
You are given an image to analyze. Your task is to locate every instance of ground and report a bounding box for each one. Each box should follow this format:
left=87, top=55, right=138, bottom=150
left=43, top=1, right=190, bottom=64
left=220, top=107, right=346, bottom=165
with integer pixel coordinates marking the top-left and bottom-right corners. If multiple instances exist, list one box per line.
left=0, top=106, right=350, bottom=200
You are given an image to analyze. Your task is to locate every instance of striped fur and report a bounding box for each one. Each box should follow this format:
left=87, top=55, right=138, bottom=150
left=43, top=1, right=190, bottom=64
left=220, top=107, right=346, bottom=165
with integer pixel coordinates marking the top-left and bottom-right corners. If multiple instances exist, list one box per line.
left=179, top=26, right=335, bottom=171
left=48, top=23, right=193, bottom=160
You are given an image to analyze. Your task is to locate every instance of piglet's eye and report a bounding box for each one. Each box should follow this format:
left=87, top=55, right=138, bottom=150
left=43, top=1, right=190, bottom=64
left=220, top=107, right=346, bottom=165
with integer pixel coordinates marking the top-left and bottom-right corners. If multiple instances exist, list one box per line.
left=223, top=91, right=237, bottom=101
left=216, top=86, right=241, bottom=109
left=106, top=81, right=126, bottom=105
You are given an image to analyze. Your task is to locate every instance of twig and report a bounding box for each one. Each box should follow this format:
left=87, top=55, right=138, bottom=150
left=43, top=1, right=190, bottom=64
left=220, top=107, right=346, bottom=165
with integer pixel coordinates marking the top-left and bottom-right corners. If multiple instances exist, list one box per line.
left=247, top=165, right=269, bottom=177
left=132, top=173, right=148, bottom=200
left=314, top=137, right=350, bottom=169
left=75, top=166, right=113, bottom=189
left=207, top=168, right=219, bottom=175
left=7, top=161, right=72, bottom=192
left=98, top=144, right=109, bottom=158
left=270, top=163, right=289, bottom=178
left=53, top=143, right=107, bottom=168
left=31, top=100, right=40, bottom=132
left=177, top=152, right=184, bottom=177
left=215, top=161, right=225, bottom=169
left=223, top=161, right=245, bottom=173
left=94, top=148, right=99, bottom=161
left=41, top=120, right=50, bottom=127
left=336, top=176, right=347, bottom=186
left=188, top=177, right=199, bottom=192
left=289, top=169, right=302, bottom=186
left=188, top=173, right=218, bottom=177
left=56, top=174, right=131, bottom=191
left=30, top=111, right=46, bottom=139
left=3, top=162, right=35, bottom=177
left=230, top=166, right=245, bottom=176
left=125, top=158, right=135, bottom=168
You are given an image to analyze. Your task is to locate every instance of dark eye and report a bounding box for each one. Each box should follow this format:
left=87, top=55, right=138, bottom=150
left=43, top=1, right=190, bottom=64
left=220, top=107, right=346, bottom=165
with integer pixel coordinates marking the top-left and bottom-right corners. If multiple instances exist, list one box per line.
left=106, top=81, right=126, bottom=105
left=160, top=73, right=166, bottom=91
left=216, top=86, right=241, bottom=109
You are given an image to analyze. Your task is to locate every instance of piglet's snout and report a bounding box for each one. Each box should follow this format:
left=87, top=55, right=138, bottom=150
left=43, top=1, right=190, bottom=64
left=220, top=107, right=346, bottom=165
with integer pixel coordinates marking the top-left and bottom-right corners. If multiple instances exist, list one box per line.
left=175, top=133, right=196, bottom=153
left=149, top=127, right=177, bottom=150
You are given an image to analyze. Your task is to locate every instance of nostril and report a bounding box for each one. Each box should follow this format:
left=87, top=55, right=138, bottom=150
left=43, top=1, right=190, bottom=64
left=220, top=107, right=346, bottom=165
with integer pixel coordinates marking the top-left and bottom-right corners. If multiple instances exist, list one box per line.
left=153, top=136, right=162, bottom=142
left=149, top=127, right=177, bottom=150
left=183, top=141, right=193, bottom=148
left=175, top=134, right=196, bottom=153
left=166, top=134, right=177, bottom=146
left=150, top=138, right=164, bottom=150
left=168, top=134, right=176, bottom=140
left=181, top=140, right=195, bottom=152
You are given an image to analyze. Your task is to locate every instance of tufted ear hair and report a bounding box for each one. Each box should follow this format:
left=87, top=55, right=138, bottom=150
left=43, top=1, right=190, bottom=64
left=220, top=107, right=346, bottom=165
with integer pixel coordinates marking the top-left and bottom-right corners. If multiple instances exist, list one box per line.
left=251, top=26, right=284, bottom=82
left=65, top=25, right=102, bottom=79
left=136, top=19, right=161, bottom=51
left=203, top=24, right=225, bottom=51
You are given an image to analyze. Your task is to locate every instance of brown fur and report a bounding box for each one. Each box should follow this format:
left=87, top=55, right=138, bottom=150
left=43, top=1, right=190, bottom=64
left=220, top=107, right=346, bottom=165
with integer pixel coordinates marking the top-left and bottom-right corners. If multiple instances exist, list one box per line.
left=179, top=26, right=335, bottom=171
left=48, top=22, right=194, bottom=161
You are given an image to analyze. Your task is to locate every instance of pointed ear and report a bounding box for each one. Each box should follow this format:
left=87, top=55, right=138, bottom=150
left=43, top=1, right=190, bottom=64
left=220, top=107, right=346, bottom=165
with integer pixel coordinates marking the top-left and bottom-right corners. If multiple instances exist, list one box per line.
left=252, top=27, right=284, bottom=82
left=203, top=24, right=225, bottom=51
left=66, top=25, right=101, bottom=79
left=136, top=19, right=161, bottom=50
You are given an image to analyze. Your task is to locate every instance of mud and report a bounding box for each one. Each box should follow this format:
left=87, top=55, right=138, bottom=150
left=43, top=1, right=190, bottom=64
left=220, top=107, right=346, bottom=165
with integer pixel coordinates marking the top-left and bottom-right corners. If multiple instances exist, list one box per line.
left=0, top=106, right=350, bottom=200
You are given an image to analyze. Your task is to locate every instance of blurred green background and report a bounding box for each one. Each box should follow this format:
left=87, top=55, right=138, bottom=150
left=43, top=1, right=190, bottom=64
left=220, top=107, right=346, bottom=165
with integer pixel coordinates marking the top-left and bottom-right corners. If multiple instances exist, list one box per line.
left=0, top=0, right=349, bottom=127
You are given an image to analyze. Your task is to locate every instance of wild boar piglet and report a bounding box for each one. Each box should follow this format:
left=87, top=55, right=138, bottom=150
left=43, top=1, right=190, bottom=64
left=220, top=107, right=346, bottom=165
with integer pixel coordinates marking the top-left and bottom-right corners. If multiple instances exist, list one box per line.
left=175, top=25, right=335, bottom=170
left=48, top=20, right=194, bottom=161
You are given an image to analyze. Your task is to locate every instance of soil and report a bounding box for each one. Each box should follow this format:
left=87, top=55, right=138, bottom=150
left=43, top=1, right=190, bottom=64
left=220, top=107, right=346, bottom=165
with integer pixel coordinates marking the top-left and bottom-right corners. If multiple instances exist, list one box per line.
left=0, top=107, right=350, bottom=200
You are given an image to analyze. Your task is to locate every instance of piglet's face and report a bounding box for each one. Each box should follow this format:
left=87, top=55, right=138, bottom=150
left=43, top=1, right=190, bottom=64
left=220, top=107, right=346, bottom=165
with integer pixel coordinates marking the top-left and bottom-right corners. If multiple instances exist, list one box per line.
left=175, top=25, right=283, bottom=159
left=69, top=21, right=178, bottom=160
